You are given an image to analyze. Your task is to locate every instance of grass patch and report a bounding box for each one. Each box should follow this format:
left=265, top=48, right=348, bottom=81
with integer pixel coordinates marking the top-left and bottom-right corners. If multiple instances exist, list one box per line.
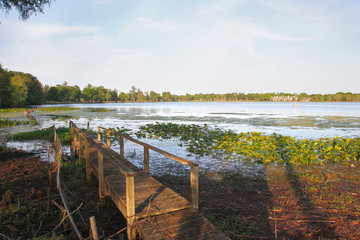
left=0, top=119, right=36, bottom=128
left=10, top=127, right=70, bottom=145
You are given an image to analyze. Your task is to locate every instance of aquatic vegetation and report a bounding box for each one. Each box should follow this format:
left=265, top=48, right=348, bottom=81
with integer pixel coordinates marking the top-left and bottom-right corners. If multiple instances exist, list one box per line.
left=0, top=108, right=28, bottom=113
left=86, top=107, right=113, bottom=112
left=36, top=107, right=79, bottom=112
left=0, top=107, right=78, bottom=113
left=0, top=119, right=36, bottom=128
left=10, top=127, right=70, bottom=145
left=137, top=122, right=360, bottom=165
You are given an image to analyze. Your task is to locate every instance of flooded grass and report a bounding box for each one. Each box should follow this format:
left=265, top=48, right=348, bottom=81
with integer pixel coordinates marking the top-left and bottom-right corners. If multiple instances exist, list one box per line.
left=85, top=108, right=114, bottom=112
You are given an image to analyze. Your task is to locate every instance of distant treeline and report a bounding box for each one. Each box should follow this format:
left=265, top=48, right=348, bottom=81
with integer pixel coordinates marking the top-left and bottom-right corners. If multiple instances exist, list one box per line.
left=1, top=64, right=360, bottom=108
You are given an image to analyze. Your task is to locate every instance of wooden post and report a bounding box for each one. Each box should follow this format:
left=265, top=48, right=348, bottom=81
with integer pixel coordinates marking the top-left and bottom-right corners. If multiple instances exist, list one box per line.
left=98, top=151, right=104, bottom=199
left=126, top=174, right=136, bottom=239
left=98, top=127, right=101, bottom=141
left=70, top=126, right=74, bottom=156
left=90, top=216, right=99, bottom=240
left=87, top=121, right=90, bottom=131
left=107, top=130, right=111, bottom=147
left=120, top=136, right=124, bottom=156
left=85, top=141, right=91, bottom=182
left=74, top=131, right=79, bottom=156
left=144, top=146, right=149, bottom=174
left=190, top=165, right=199, bottom=211
left=78, top=134, right=84, bottom=165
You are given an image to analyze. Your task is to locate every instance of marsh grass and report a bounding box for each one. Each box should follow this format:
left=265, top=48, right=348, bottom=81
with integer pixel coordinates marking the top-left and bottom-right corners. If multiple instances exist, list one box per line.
left=0, top=119, right=36, bottom=128
left=10, top=127, right=70, bottom=145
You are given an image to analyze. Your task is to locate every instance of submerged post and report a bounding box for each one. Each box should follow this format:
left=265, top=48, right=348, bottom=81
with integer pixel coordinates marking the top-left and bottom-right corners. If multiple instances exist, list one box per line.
left=120, top=136, right=124, bottom=156
left=190, top=165, right=199, bottom=211
left=107, top=130, right=111, bottom=147
left=98, top=127, right=101, bottom=141
left=144, top=146, right=149, bottom=174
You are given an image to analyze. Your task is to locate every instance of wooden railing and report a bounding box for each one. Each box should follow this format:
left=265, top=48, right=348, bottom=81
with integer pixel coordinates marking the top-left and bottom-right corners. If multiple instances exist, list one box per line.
left=70, top=121, right=137, bottom=238
left=97, top=126, right=200, bottom=210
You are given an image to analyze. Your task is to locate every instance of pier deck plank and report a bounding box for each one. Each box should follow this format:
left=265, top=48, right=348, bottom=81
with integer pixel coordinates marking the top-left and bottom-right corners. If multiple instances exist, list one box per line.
left=72, top=124, right=230, bottom=239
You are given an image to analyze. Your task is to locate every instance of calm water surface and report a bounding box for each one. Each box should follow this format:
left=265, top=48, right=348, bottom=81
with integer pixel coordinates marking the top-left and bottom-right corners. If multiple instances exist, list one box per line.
left=1, top=102, right=359, bottom=176
left=34, top=101, right=360, bottom=139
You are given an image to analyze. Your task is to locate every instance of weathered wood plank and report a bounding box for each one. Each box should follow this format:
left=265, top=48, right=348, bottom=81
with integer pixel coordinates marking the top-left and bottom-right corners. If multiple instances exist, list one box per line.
left=70, top=122, right=229, bottom=240
left=139, top=208, right=231, bottom=240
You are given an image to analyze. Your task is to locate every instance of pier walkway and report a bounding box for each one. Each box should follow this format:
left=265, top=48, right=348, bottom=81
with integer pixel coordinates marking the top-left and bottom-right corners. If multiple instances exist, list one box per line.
left=69, top=121, right=230, bottom=239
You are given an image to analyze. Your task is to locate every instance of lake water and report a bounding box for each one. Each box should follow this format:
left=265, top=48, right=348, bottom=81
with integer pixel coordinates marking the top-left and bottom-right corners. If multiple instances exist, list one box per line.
left=33, top=101, right=360, bottom=139
left=1, top=102, right=359, bottom=176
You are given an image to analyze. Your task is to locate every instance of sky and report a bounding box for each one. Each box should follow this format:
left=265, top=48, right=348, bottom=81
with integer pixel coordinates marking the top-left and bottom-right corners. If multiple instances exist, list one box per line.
left=0, top=0, right=360, bottom=95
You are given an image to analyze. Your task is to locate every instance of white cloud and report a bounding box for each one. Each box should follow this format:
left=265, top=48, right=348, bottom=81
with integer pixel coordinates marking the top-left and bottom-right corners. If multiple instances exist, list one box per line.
left=136, top=17, right=183, bottom=31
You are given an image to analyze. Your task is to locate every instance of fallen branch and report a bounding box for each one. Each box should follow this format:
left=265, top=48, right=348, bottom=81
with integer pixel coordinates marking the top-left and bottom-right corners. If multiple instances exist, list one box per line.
left=233, top=236, right=268, bottom=239
left=269, top=218, right=336, bottom=223
left=0, top=233, right=11, bottom=240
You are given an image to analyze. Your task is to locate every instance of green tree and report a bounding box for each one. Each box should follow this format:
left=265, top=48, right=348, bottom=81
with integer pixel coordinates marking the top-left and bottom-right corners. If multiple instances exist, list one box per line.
left=0, top=64, right=11, bottom=108
left=298, top=93, right=308, bottom=101
left=162, top=91, right=173, bottom=102
left=119, top=92, right=129, bottom=102
left=47, top=86, right=59, bottom=102
left=0, top=0, right=53, bottom=20
left=137, top=89, right=147, bottom=102
left=149, top=91, right=160, bottom=102
left=25, top=74, right=43, bottom=105
left=69, top=85, right=81, bottom=102
left=10, top=75, right=28, bottom=107
left=106, top=89, right=118, bottom=102
left=82, top=84, right=95, bottom=102
left=129, top=86, right=137, bottom=102
left=56, top=82, right=71, bottom=102
left=95, top=86, right=107, bottom=102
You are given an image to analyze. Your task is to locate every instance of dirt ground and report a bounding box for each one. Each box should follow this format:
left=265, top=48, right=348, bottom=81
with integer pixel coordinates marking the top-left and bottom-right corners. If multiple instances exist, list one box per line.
left=1, top=147, right=360, bottom=239
left=155, top=162, right=360, bottom=240
left=0, top=148, right=127, bottom=240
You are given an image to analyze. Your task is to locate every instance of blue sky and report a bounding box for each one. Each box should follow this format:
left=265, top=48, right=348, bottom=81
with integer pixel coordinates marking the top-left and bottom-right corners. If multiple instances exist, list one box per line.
left=1, top=0, right=359, bottom=94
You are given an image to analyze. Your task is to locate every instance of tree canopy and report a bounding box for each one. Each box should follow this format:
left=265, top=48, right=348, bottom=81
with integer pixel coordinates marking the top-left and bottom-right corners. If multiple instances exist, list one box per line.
left=1, top=64, right=360, bottom=108
left=0, top=0, right=53, bottom=20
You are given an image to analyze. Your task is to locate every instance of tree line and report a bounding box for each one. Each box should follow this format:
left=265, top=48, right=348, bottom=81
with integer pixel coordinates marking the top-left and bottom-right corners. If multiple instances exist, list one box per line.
left=0, top=64, right=44, bottom=108
left=1, top=64, right=360, bottom=108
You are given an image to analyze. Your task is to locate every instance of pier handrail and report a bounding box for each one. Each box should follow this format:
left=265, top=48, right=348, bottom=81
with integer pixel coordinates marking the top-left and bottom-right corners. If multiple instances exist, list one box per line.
left=97, top=126, right=199, bottom=210
left=69, top=121, right=137, bottom=237
left=53, top=125, right=84, bottom=240
left=98, top=126, right=199, bottom=168
left=70, top=122, right=136, bottom=176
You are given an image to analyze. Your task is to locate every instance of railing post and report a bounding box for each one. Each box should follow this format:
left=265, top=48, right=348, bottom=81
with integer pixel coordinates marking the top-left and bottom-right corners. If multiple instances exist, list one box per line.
left=78, top=134, right=84, bottom=165
left=98, top=127, right=101, bottom=141
left=126, top=174, right=136, bottom=240
left=70, top=125, right=74, bottom=156
left=190, top=165, right=199, bottom=211
left=85, top=141, right=91, bottom=182
left=107, top=130, right=111, bottom=147
left=144, top=146, right=149, bottom=174
left=98, top=151, right=104, bottom=199
left=120, top=136, right=124, bottom=156
left=74, top=131, right=79, bottom=156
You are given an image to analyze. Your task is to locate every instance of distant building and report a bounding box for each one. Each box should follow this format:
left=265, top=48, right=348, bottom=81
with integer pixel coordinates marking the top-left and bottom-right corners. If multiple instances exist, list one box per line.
left=270, top=95, right=298, bottom=102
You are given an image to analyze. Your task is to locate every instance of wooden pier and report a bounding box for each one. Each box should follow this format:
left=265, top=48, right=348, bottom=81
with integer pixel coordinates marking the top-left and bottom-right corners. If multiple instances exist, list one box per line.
left=69, top=121, right=230, bottom=239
